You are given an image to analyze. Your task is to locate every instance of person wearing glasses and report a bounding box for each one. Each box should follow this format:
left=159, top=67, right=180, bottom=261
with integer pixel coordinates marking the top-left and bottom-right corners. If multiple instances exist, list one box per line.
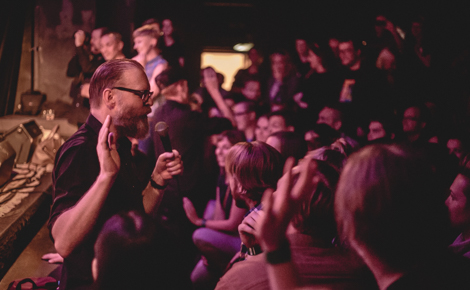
left=48, top=59, right=184, bottom=290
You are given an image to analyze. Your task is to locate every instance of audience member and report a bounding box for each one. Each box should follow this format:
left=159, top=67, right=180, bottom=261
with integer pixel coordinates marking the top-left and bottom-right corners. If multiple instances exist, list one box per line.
left=99, top=31, right=125, bottom=61
left=335, top=145, right=470, bottom=289
left=145, top=67, right=233, bottom=278
left=268, top=110, right=295, bottom=135
left=92, top=211, right=157, bottom=290
left=266, top=131, right=307, bottom=163
left=240, top=156, right=375, bottom=290
left=132, top=24, right=168, bottom=100
left=66, top=28, right=106, bottom=120
left=304, top=123, right=341, bottom=152
left=265, top=50, right=300, bottom=111
left=225, top=141, right=283, bottom=260
left=292, top=37, right=311, bottom=78
left=255, top=114, right=270, bottom=143
left=446, top=170, right=470, bottom=259
left=183, top=130, right=246, bottom=290
left=367, top=114, right=398, bottom=143
left=232, top=101, right=257, bottom=142
left=297, top=42, right=342, bottom=119
left=193, top=67, right=232, bottom=116
left=232, top=47, right=264, bottom=94
left=161, top=18, right=185, bottom=68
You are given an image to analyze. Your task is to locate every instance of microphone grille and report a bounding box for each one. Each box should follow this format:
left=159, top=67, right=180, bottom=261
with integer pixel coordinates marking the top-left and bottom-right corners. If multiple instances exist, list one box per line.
left=154, top=122, right=169, bottom=137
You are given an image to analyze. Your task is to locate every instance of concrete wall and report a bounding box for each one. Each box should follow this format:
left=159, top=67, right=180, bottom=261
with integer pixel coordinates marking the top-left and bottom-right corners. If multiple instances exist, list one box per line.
left=15, top=0, right=96, bottom=109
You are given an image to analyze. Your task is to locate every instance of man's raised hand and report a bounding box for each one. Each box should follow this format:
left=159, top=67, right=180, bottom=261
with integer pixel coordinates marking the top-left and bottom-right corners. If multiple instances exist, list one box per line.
left=97, top=115, right=120, bottom=178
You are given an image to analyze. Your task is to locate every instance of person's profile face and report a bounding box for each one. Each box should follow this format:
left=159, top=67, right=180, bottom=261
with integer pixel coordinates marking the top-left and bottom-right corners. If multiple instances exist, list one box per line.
left=111, top=68, right=152, bottom=139
left=133, top=35, right=154, bottom=54
left=446, top=175, right=470, bottom=230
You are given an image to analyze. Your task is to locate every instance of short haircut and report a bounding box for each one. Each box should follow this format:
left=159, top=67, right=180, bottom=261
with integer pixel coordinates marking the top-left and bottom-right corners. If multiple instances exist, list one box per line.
left=89, top=59, right=144, bottom=108
left=335, top=144, right=448, bottom=271
left=337, top=37, right=362, bottom=51
left=133, top=24, right=160, bottom=39
left=225, top=141, right=283, bottom=202
left=94, top=211, right=156, bottom=290
left=268, top=110, right=294, bottom=128
left=155, top=67, right=186, bottom=92
left=218, top=130, right=247, bottom=146
left=101, top=31, right=123, bottom=43
left=292, top=160, right=339, bottom=240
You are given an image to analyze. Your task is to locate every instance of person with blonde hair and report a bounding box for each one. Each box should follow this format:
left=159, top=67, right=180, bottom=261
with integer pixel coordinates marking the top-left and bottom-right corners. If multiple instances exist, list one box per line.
left=132, top=24, right=168, bottom=100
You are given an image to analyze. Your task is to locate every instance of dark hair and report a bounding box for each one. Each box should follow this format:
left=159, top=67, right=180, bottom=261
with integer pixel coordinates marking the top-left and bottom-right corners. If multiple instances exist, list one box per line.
left=268, top=131, right=307, bottom=162
left=307, top=42, right=338, bottom=72
left=89, top=59, right=144, bottom=108
left=101, top=31, right=123, bottom=43
left=93, top=211, right=156, bottom=290
left=268, top=110, right=295, bottom=128
left=218, top=130, right=246, bottom=146
left=225, top=141, right=283, bottom=203
left=292, top=160, right=339, bottom=240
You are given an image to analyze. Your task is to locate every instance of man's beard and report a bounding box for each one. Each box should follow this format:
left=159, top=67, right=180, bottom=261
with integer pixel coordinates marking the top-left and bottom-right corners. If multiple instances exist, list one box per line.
left=114, top=114, right=149, bottom=140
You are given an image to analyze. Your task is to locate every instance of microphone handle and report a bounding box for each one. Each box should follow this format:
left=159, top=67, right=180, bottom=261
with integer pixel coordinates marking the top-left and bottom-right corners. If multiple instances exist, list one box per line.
left=159, top=135, right=173, bottom=153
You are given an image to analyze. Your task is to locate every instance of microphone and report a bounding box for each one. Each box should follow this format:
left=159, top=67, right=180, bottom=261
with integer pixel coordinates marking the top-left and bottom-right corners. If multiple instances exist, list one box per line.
left=155, top=122, right=172, bottom=153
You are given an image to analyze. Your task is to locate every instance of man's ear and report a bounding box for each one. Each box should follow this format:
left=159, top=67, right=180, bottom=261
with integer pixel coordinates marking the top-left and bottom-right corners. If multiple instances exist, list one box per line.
left=287, top=125, right=295, bottom=132
left=102, top=88, right=116, bottom=108
left=118, top=41, right=124, bottom=51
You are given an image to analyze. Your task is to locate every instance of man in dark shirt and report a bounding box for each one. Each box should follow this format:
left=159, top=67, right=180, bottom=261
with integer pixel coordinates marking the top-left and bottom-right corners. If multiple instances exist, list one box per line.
left=49, top=59, right=183, bottom=290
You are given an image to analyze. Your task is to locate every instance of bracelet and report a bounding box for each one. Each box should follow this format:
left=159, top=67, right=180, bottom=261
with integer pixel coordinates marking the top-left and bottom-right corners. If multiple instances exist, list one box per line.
left=265, top=240, right=291, bottom=265
left=150, top=178, right=167, bottom=190
left=201, top=218, right=206, bottom=227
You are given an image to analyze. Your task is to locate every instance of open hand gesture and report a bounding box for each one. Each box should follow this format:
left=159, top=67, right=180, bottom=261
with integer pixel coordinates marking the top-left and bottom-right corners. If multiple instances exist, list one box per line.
left=97, top=115, right=120, bottom=178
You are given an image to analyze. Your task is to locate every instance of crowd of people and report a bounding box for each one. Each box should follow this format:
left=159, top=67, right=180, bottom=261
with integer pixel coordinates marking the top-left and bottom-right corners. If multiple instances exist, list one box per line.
left=46, top=12, right=470, bottom=290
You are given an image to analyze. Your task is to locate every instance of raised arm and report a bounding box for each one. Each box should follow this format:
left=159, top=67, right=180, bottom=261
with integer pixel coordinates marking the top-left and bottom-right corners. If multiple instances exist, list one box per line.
left=52, top=115, right=120, bottom=258
left=256, top=157, right=320, bottom=290
left=203, top=68, right=236, bottom=126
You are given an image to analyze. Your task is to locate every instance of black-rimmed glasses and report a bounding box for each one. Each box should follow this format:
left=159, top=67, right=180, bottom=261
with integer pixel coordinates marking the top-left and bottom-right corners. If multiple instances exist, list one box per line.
left=112, top=87, right=153, bottom=103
